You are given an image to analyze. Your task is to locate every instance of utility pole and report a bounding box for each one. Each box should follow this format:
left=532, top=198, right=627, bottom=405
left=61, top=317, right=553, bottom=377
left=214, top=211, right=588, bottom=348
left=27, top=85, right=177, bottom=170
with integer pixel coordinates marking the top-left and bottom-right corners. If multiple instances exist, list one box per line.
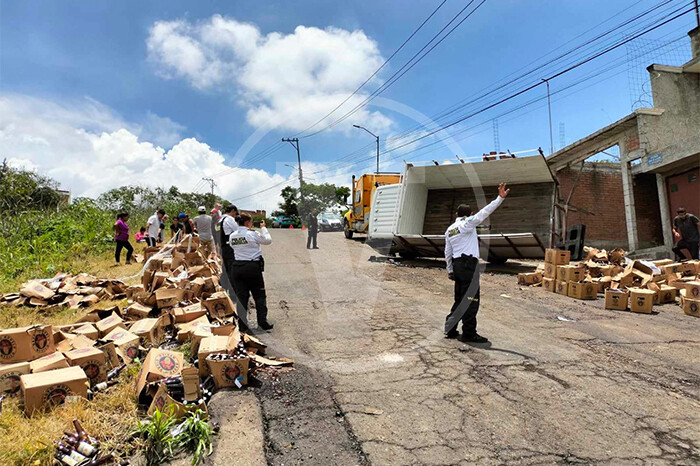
left=542, top=78, right=554, bottom=155
left=201, top=177, right=216, bottom=195
left=695, top=0, right=699, bottom=28
left=352, top=125, right=380, bottom=173
left=281, top=137, right=304, bottom=214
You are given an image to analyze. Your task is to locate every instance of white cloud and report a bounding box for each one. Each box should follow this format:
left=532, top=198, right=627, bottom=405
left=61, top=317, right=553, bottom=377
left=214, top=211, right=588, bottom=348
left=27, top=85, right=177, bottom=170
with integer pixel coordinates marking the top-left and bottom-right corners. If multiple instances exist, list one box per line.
left=0, top=94, right=292, bottom=211
left=146, top=15, right=393, bottom=133
left=140, top=112, right=185, bottom=148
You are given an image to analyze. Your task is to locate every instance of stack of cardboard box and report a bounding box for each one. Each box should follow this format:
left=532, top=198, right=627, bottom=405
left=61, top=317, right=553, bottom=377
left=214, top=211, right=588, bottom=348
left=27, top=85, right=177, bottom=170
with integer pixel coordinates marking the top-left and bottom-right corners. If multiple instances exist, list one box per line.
left=526, top=245, right=700, bottom=316
left=0, top=234, right=292, bottom=415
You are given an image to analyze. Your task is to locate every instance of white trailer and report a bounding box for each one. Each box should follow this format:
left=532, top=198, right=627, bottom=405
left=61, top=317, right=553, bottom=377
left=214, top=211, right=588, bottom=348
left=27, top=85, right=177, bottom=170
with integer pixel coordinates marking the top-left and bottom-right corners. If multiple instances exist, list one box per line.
left=367, top=153, right=556, bottom=262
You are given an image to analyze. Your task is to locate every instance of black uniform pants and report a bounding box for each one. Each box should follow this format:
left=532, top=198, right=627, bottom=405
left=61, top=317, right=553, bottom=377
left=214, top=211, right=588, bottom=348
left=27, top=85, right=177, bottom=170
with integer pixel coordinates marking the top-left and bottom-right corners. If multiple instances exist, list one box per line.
left=146, top=236, right=157, bottom=247
left=231, top=260, right=269, bottom=325
left=307, top=229, right=318, bottom=248
left=445, top=255, right=480, bottom=336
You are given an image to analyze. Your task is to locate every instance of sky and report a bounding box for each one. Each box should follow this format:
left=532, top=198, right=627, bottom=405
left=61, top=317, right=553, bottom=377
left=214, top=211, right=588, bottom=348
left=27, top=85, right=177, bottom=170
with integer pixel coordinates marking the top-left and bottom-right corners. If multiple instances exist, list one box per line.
left=0, top=0, right=695, bottom=212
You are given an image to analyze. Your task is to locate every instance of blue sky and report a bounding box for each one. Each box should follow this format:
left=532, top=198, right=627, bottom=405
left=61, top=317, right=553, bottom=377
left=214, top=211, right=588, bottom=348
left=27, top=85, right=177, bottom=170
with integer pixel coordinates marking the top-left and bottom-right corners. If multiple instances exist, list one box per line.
left=0, top=0, right=695, bottom=209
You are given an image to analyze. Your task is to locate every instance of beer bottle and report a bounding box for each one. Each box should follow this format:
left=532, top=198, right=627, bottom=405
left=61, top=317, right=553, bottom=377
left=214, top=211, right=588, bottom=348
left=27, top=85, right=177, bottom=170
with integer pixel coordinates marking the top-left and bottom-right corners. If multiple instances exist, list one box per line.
left=63, top=435, right=98, bottom=457
left=54, top=451, right=81, bottom=466
left=107, top=363, right=126, bottom=380
left=65, top=430, right=100, bottom=449
left=56, top=442, right=87, bottom=463
left=85, top=453, right=114, bottom=465
left=93, top=380, right=119, bottom=392
left=73, top=419, right=89, bottom=441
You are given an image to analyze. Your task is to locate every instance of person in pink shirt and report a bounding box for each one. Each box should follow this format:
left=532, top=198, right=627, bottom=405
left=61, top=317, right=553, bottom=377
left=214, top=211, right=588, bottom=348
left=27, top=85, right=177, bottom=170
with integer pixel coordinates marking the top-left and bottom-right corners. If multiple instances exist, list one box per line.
left=134, top=227, right=146, bottom=243
left=113, top=212, right=133, bottom=265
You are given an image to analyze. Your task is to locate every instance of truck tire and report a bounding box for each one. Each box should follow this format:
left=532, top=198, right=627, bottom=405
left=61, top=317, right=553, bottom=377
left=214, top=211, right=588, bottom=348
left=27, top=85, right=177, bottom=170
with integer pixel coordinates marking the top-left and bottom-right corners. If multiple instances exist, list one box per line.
left=398, top=249, right=418, bottom=259
left=487, top=256, right=508, bottom=265
left=344, top=221, right=354, bottom=239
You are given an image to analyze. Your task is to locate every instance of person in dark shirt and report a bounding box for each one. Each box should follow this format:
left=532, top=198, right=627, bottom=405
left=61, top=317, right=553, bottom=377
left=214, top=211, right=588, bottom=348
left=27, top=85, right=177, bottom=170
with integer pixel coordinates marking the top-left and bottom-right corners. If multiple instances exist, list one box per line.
left=307, top=208, right=319, bottom=249
left=672, top=207, right=699, bottom=260
left=170, top=216, right=184, bottom=242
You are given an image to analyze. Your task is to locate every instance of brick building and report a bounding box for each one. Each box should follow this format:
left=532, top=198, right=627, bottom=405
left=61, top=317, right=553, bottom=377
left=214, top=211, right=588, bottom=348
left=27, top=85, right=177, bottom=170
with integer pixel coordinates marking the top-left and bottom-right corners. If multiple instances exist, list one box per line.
left=548, top=27, right=700, bottom=258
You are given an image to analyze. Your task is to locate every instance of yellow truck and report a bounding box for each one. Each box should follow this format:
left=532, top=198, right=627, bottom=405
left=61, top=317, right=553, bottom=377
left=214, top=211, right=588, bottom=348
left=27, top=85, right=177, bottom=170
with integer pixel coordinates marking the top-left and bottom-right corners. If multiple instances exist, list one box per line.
left=343, top=173, right=401, bottom=239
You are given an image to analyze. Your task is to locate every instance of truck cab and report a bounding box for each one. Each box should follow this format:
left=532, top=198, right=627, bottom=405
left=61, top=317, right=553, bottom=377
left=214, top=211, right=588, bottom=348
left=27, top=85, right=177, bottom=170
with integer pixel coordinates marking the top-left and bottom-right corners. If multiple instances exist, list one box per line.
left=343, top=173, right=401, bottom=239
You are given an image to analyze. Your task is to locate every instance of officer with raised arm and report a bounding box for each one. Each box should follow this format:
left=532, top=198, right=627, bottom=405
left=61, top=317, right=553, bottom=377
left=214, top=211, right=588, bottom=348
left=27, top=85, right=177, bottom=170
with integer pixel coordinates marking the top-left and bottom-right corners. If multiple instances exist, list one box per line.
left=229, top=213, right=274, bottom=331
left=444, top=182, right=510, bottom=343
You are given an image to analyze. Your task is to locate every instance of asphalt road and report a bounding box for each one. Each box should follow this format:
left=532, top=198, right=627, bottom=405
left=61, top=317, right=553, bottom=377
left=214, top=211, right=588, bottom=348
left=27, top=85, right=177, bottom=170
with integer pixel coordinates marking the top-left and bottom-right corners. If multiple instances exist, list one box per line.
left=250, top=229, right=700, bottom=465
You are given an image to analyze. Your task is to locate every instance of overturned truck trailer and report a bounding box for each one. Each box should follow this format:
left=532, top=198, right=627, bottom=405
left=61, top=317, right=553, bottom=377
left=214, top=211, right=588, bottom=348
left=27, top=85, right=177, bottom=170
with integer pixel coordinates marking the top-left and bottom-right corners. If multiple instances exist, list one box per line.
left=367, top=153, right=556, bottom=263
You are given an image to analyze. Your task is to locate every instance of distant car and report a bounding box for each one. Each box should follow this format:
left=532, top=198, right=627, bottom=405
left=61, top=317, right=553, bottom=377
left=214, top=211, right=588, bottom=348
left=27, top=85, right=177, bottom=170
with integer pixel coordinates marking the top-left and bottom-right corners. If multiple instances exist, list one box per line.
left=272, top=216, right=298, bottom=228
left=318, top=212, right=343, bottom=232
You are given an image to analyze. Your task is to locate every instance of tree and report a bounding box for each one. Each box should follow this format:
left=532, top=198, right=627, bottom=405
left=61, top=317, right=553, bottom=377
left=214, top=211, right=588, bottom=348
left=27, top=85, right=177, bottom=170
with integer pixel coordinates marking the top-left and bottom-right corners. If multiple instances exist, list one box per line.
left=335, top=186, right=351, bottom=205
left=277, top=186, right=299, bottom=217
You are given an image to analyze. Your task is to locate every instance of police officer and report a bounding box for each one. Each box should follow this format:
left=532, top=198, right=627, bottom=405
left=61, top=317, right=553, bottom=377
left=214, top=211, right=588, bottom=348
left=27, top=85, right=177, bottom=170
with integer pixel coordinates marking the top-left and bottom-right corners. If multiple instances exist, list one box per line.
left=307, top=208, right=319, bottom=249
left=229, top=214, right=274, bottom=330
left=218, top=204, right=239, bottom=283
left=444, top=182, right=510, bottom=343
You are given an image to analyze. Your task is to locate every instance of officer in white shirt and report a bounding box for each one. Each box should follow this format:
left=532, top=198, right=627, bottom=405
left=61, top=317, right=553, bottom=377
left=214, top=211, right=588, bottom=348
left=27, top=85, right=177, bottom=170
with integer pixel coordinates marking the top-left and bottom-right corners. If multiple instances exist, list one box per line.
left=229, top=213, right=273, bottom=330
left=444, top=182, right=510, bottom=343
left=146, top=209, right=165, bottom=247
left=218, top=205, right=239, bottom=281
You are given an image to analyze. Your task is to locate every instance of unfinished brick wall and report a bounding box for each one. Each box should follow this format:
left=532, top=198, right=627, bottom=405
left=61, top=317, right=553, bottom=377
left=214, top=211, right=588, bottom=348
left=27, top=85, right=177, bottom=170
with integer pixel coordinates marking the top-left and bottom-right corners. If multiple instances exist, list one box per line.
left=556, top=163, right=628, bottom=249
left=555, top=162, right=664, bottom=250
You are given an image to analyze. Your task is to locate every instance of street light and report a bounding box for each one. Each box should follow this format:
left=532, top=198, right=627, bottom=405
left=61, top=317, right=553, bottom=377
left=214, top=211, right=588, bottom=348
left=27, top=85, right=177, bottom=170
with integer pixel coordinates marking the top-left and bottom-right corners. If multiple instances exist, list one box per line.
left=353, top=124, right=380, bottom=173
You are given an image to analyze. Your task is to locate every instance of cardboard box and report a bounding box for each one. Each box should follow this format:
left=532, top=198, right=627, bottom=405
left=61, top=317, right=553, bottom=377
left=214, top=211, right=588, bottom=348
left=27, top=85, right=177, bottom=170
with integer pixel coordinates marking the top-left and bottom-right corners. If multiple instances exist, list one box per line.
left=542, top=277, right=555, bottom=292
left=20, top=281, right=55, bottom=300
left=126, top=302, right=152, bottom=320
left=555, top=280, right=568, bottom=296
left=29, top=351, right=69, bottom=373
left=206, top=355, right=249, bottom=388
left=592, top=276, right=612, bottom=293
left=201, top=292, right=236, bottom=319
left=147, top=383, right=207, bottom=418
left=197, top=335, right=233, bottom=377
left=130, top=318, right=163, bottom=345
left=182, top=366, right=200, bottom=402
left=658, top=284, right=677, bottom=304
left=679, top=290, right=700, bottom=317
left=557, top=265, right=585, bottom=283
left=545, top=248, right=570, bottom=265
left=20, top=366, right=88, bottom=414
left=65, top=347, right=107, bottom=384
left=189, top=265, right=213, bottom=279
left=543, top=262, right=557, bottom=279
left=97, top=341, right=120, bottom=370
left=664, top=262, right=696, bottom=277
left=155, top=288, right=184, bottom=309
left=104, top=328, right=141, bottom=363
left=176, top=315, right=211, bottom=343
left=73, top=324, right=99, bottom=340
left=605, top=289, right=629, bottom=311
left=191, top=326, right=215, bottom=353
left=56, top=334, right=95, bottom=353
left=172, top=304, right=208, bottom=323
left=517, top=272, right=542, bottom=286
left=151, top=272, right=169, bottom=291
left=143, top=246, right=160, bottom=261
left=568, top=281, right=597, bottom=300
left=0, top=325, right=55, bottom=363
left=629, top=288, right=655, bottom=314
left=95, top=313, right=126, bottom=337
left=684, top=281, right=700, bottom=300
left=0, top=361, right=30, bottom=395
left=134, top=349, right=184, bottom=397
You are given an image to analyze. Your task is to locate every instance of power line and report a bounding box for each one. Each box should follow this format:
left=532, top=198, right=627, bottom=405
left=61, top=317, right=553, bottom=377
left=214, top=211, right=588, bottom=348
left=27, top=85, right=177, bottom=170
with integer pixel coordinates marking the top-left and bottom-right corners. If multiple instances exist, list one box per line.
left=302, top=0, right=488, bottom=137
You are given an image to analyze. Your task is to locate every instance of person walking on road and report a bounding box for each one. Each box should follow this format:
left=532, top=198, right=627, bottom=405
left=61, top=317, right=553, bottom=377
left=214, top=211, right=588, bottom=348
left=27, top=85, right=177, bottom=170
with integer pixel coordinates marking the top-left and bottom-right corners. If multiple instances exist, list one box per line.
left=113, top=212, right=133, bottom=265
left=193, top=206, right=215, bottom=258
left=229, top=214, right=274, bottom=330
left=307, top=208, right=319, bottom=249
left=672, top=207, right=699, bottom=260
left=146, top=209, right=165, bottom=247
left=444, top=182, right=510, bottom=343
left=219, top=204, right=239, bottom=283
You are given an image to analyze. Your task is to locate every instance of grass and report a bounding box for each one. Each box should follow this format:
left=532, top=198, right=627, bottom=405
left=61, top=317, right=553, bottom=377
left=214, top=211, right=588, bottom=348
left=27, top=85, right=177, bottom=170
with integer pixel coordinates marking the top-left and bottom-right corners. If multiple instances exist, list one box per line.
left=0, top=243, right=153, bottom=465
